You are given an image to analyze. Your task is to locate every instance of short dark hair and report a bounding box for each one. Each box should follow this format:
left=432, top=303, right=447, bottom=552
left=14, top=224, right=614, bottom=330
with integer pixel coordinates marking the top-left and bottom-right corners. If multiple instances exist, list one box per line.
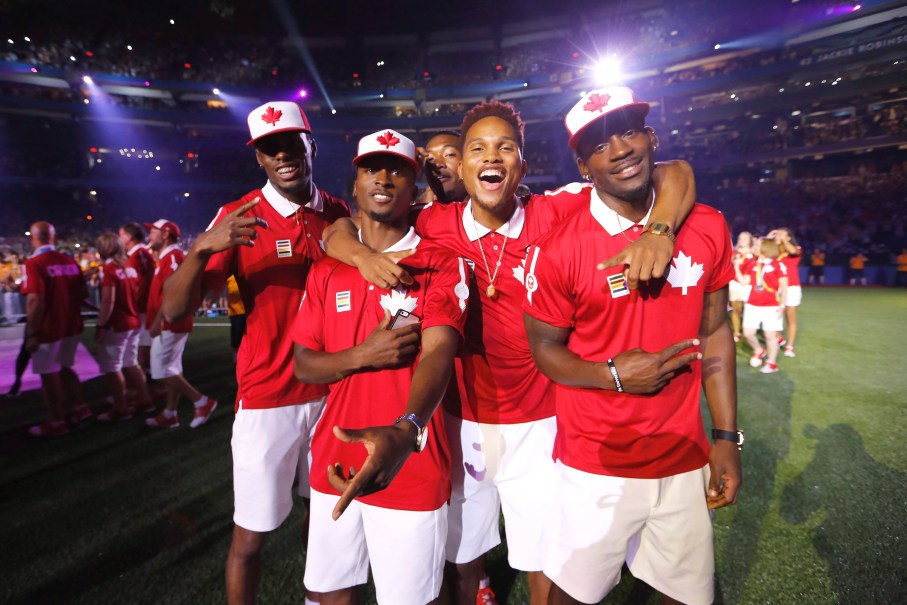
left=459, top=101, right=524, bottom=152
left=425, top=129, right=461, bottom=144
left=120, top=222, right=145, bottom=243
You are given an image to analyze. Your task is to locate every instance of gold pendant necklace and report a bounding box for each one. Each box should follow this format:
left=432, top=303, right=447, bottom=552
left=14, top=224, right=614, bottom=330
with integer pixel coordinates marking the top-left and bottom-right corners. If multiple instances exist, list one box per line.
left=472, top=210, right=509, bottom=300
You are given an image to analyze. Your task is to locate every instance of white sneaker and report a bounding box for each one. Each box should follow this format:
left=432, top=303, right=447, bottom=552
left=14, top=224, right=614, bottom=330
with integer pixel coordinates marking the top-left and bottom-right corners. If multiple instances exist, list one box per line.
left=784, top=346, right=796, bottom=358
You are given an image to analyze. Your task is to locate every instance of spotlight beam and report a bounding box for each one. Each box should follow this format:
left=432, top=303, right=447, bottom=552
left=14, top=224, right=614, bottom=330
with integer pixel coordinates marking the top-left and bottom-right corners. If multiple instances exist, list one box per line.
left=268, top=0, right=334, bottom=111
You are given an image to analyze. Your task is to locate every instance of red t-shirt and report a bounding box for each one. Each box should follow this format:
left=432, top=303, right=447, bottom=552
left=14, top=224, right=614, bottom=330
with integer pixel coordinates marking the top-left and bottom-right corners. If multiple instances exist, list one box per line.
left=202, top=186, right=350, bottom=410
left=146, top=245, right=193, bottom=334
left=126, top=244, right=156, bottom=313
left=100, top=260, right=140, bottom=332
left=779, top=247, right=802, bottom=286
left=742, top=257, right=787, bottom=307
left=292, top=232, right=469, bottom=511
left=21, top=247, right=86, bottom=343
left=415, top=183, right=589, bottom=424
left=523, top=202, right=735, bottom=479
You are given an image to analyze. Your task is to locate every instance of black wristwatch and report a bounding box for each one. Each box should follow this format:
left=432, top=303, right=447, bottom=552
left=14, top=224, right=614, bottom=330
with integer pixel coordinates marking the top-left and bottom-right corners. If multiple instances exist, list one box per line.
left=712, top=428, right=744, bottom=450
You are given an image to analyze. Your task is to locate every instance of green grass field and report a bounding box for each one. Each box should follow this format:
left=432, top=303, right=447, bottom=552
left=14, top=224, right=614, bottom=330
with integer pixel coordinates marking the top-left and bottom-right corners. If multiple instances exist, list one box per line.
left=1, top=288, right=905, bottom=605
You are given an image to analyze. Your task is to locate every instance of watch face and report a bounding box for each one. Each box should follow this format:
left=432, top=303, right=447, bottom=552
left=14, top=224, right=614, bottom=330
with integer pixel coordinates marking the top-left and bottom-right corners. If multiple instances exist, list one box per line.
left=416, top=427, right=428, bottom=452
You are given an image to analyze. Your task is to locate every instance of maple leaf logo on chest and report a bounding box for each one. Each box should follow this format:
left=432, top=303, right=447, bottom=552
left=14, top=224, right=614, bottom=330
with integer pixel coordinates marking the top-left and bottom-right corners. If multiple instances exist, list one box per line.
left=377, top=131, right=400, bottom=148
left=666, top=251, right=705, bottom=295
left=261, top=106, right=282, bottom=126
left=380, top=288, right=418, bottom=315
left=583, top=93, right=611, bottom=113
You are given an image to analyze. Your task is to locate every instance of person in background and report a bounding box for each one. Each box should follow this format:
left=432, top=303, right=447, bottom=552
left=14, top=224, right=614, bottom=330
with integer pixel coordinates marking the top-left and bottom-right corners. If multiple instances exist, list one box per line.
left=895, top=248, right=907, bottom=288
left=119, top=222, right=157, bottom=378
left=143, top=219, right=217, bottom=429
left=849, top=251, right=868, bottom=286
left=738, top=238, right=788, bottom=374
left=772, top=228, right=802, bottom=357
left=728, top=231, right=755, bottom=343
left=808, top=248, right=825, bottom=285
left=94, top=232, right=154, bottom=421
left=21, top=221, right=93, bottom=435
left=418, top=130, right=467, bottom=204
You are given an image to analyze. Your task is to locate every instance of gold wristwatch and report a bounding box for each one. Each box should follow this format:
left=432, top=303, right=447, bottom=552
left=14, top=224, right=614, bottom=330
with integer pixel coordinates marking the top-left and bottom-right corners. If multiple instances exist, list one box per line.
left=642, top=222, right=675, bottom=241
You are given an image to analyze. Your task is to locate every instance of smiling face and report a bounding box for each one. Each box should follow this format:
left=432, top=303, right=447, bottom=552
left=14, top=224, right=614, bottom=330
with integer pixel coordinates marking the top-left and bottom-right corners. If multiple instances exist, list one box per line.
left=459, top=116, right=526, bottom=221
left=576, top=109, right=657, bottom=206
left=254, top=131, right=316, bottom=201
left=425, top=133, right=465, bottom=199
left=353, top=154, right=418, bottom=226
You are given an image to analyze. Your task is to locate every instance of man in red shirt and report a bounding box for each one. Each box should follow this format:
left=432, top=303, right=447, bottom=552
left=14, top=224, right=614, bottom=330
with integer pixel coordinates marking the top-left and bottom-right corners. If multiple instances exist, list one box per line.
left=293, top=128, right=467, bottom=604
left=119, top=222, right=156, bottom=376
left=21, top=221, right=92, bottom=436
left=323, top=100, right=697, bottom=605
left=161, top=101, right=350, bottom=605
left=143, top=219, right=215, bottom=429
left=523, top=87, right=741, bottom=605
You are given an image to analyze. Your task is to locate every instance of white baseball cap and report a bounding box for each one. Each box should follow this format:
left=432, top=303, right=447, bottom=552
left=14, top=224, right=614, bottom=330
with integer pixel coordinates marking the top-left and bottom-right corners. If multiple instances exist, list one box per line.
left=144, top=219, right=181, bottom=238
left=352, top=129, right=420, bottom=174
left=565, top=86, right=650, bottom=151
left=246, top=101, right=312, bottom=146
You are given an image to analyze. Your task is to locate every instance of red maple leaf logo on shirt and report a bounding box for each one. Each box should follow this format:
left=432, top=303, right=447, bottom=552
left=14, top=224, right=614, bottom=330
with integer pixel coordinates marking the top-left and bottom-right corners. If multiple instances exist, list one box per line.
left=583, top=93, right=611, bottom=113
left=377, top=131, right=400, bottom=148
left=261, top=106, right=283, bottom=126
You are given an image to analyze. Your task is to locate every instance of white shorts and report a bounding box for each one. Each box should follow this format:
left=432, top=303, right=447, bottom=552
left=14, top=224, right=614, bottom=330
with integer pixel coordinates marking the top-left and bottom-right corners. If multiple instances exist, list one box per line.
left=785, top=285, right=802, bottom=307
left=31, top=335, right=80, bottom=375
left=232, top=397, right=326, bottom=532
left=97, top=328, right=140, bottom=373
left=305, top=489, right=447, bottom=604
left=742, top=303, right=784, bottom=332
left=543, top=462, right=714, bottom=605
left=445, top=412, right=557, bottom=571
left=728, top=280, right=751, bottom=303
left=137, top=314, right=152, bottom=347
left=150, top=330, right=188, bottom=379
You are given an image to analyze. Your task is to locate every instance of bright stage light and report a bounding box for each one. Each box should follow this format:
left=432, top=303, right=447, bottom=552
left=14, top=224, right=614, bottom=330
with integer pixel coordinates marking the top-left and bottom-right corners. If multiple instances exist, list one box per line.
left=82, top=75, right=93, bottom=85
left=593, top=56, right=622, bottom=85
left=298, top=89, right=308, bottom=98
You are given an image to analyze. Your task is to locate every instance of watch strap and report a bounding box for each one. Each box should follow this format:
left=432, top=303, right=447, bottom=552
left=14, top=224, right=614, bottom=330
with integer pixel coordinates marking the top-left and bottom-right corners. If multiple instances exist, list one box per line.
left=712, top=428, right=744, bottom=449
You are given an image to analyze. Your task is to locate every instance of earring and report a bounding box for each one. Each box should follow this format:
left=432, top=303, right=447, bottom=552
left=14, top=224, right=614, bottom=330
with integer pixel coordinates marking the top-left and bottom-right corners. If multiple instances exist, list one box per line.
left=583, top=173, right=592, bottom=181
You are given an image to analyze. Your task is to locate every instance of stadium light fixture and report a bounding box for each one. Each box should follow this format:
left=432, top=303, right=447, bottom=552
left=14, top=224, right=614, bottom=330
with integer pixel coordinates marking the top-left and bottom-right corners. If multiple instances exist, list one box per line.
left=83, top=75, right=93, bottom=85
left=298, top=89, right=308, bottom=98
left=213, top=88, right=220, bottom=95
left=593, top=56, right=622, bottom=85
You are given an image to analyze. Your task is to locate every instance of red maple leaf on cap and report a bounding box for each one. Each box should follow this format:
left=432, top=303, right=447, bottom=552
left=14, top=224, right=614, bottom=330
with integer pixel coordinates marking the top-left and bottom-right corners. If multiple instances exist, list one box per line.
left=583, top=93, right=611, bottom=113
left=377, top=131, right=400, bottom=148
left=261, top=106, right=283, bottom=126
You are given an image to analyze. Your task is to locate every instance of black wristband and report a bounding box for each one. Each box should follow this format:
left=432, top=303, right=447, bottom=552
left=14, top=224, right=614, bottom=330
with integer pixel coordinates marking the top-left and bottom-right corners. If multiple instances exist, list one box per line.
left=606, top=358, right=624, bottom=393
left=712, top=428, right=744, bottom=450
